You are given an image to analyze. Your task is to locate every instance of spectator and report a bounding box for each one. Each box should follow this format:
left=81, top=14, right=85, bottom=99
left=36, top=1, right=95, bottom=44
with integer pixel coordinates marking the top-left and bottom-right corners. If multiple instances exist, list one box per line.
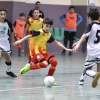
left=59, top=6, right=83, bottom=55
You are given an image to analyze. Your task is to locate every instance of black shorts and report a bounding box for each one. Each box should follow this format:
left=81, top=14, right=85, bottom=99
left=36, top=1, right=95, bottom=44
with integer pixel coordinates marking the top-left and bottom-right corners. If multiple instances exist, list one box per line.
left=64, top=31, right=76, bottom=40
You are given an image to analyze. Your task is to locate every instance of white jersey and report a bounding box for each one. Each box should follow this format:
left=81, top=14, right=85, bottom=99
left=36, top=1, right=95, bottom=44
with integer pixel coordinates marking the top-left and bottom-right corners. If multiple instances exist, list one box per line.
left=0, top=19, right=13, bottom=53
left=86, top=22, right=100, bottom=57
left=84, top=22, right=100, bottom=68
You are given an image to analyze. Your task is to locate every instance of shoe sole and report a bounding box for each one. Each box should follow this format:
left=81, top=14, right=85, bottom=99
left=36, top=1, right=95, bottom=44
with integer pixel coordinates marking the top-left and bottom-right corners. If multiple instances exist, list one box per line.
left=92, top=72, right=100, bottom=88
left=19, top=64, right=30, bottom=76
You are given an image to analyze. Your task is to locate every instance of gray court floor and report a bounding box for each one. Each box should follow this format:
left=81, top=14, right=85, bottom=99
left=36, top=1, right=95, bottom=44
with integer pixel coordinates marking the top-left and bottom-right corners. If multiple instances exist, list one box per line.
left=0, top=53, right=100, bottom=100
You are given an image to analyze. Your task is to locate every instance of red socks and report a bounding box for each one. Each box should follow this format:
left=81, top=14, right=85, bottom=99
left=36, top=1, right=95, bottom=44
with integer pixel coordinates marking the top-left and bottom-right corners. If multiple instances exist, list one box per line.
left=47, top=58, right=57, bottom=76
left=30, top=62, right=47, bottom=70
left=30, top=58, right=57, bottom=76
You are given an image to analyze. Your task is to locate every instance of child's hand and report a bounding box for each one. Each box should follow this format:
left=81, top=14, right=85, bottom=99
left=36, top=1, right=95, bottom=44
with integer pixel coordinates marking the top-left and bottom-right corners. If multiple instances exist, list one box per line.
left=72, top=44, right=80, bottom=52
left=14, top=40, right=22, bottom=45
left=72, top=41, right=79, bottom=48
left=66, top=49, right=73, bottom=52
left=10, top=42, right=15, bottom=47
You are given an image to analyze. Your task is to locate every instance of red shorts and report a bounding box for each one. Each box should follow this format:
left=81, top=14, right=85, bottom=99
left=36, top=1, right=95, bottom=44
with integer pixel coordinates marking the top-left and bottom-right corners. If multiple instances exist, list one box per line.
left=31, top=53, right=55, bottom=64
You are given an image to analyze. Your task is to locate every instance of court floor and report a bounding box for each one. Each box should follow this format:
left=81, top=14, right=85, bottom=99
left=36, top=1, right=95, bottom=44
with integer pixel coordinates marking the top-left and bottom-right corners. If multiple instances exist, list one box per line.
left=0, top=53, right=100, bottom=100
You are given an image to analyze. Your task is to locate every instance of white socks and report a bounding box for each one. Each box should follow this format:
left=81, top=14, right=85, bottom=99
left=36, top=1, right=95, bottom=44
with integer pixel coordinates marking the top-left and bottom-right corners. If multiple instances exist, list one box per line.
left=80, top=72, right=87, bottom=81
left=86, top=70, right=96, bottom=77
left=80, top=70, right=96, bottom=81
left=6, top=65, right=11, bottom=72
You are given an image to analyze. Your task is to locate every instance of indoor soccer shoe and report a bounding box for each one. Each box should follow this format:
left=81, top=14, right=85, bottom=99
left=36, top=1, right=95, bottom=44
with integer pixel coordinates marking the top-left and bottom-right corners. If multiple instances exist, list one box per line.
left=68, top=52, right=73, bottom=55
left=79, top=80, right=84, bottom=85
left=19, top=63, right=30, bottom=76
left=53, top=82, right=58, bottom=86
left=61, top=52, right=66, bottom=55
left=6, top=71, right=17, bottom=77
left=92, top=72, right=100, bottom=88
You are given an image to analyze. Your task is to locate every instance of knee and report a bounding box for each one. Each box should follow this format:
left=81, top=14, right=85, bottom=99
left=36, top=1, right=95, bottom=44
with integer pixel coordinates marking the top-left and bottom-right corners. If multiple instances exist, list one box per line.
left=49, top=58, right=57, bottom=66
left=43, top=61, right=48, bottom=67
left=84, top=67, right=92, bottom=71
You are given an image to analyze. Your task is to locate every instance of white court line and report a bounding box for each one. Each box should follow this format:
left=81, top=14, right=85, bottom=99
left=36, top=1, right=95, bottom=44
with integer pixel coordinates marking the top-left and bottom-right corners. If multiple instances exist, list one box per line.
left=0, top=84, right=91, bottom=92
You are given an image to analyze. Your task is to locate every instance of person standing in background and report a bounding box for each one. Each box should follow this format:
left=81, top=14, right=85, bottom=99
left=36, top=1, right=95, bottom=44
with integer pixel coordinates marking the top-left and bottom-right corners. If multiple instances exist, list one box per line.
left=26, top=8, right=43, bottom=63
left=27, top=1, right=44, bottom=24
left=13, top=13, right=26, bottom=56
left=59, top=6, right=83, bottom=55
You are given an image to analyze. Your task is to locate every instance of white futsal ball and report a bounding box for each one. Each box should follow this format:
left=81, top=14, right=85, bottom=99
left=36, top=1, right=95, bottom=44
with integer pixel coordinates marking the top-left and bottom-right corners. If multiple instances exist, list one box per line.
left=44, top=76, right=55, bottom=87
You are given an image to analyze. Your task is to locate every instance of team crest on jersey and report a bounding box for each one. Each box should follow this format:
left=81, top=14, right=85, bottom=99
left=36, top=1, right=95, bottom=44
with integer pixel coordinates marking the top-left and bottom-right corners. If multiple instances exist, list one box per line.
left=3, top=27, right=6, bottom=30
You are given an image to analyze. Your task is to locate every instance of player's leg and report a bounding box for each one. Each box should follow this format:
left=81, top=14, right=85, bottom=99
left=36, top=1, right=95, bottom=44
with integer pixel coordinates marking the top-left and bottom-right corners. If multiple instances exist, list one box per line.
left=61, top=31, right=68, bottom=55
left=19, top=53, right=48, bottom=76
left=79, top=58, right=96, bottom=85
left=92, top=63, right=100, bottom=88
left=68, top=32, right=76, bottom=55
left=14, top=34, right=23, bottom=56
left=79, top=66, right=95, bottom=85
left=4, top=53, right=17, bottom=77
left=47, top=57, right=57, bottom=76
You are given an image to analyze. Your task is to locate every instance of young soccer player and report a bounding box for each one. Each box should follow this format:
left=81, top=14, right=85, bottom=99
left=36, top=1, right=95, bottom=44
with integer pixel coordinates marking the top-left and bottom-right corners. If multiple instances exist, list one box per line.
left=0, top=7, right=17, bottom=77
left=13, top=13, right=26, bottom=56
left=14, top=18, right=72, bottom=84
left=27, top=8, right=43, bottom=63
left=73, top=8, right=100, bottom=88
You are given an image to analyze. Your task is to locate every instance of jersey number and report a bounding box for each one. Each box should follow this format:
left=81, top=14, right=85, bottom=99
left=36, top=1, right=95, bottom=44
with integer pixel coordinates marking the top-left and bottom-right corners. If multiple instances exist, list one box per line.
left=94, top=30, right=100, bottom=44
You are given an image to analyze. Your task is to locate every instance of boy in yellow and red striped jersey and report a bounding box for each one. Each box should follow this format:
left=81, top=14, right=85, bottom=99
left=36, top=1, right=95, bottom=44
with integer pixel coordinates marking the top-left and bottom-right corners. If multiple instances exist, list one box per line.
left=26, top=8, right=43, bottom=63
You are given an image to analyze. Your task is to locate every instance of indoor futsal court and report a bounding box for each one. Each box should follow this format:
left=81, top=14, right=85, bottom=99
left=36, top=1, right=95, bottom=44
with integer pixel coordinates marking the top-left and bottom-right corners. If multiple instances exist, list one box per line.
left=0, top=53, right=99, bottom=100
left=0, top=0, right=100, bottom=100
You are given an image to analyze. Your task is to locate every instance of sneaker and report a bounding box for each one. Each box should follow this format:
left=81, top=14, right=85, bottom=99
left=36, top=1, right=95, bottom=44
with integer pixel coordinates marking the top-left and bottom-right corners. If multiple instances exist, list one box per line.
left=6, top=71, right=17, bottom=77
left=18, top=50, right=24, bottom=57
left=53, top=82, right=58, bottom=86
left=19, top=63, right=30, bottom=76
left=68, top=52, right=73, bottom=55
left=21, top=50, right=24, bottom=56
left=61, top=52, right=66, bottom=55
left=92, top=72, right=100, bottom=88
left=79, top=80, right=84, bottom=85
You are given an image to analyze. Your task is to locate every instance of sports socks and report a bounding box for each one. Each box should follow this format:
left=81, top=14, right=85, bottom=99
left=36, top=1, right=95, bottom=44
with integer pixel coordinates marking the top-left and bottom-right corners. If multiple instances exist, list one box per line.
left=47, top=58, right=57, bottom=76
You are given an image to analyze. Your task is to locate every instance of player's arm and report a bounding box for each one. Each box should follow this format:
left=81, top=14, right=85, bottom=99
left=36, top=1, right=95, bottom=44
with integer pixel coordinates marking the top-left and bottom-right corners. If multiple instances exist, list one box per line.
left=15, top=35, right=32, bottom=45
left=54, top=40, right=72, bottom=52
left=59, top=14, right=66, bottom=25
left=13, top=21, right=17, bottom=33
left=73, top=24, right=91, bottom=52
left=14, top=30, right=40, bottom=45
left=47, top=35, right=72, bottom=52
left=77, top=14, right=83, bottom=25
left=6, top=19, right=15, bottom=47
left=73, top=34, right=87, bottom=52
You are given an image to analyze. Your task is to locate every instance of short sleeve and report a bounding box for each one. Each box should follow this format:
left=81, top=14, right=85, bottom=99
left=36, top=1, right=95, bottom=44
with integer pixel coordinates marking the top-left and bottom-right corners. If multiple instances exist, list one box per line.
left=13, top=21, right=17, bottom=27
left=30, top=30, right=40, bottom=36
left=47, top=35, right=55, bottom=43
left=84, top=24, right=92, bottom=36
left=5, top=19, right=13, bottom=32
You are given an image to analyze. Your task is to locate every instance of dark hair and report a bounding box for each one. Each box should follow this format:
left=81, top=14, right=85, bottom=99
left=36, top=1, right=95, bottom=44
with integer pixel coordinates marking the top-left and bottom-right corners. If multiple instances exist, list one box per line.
left=69, top=6, right=75, bottom=10
left=0, top=7, right=7, bottom=13
left=19, top=13, right=25, bottom=17
left=35, top=1, right=41, bottom=4
left=43, top=18, right=53, bottom=25
left=87, top=8, right=99, bottom=20
left=32, top=8, right=40, bottom=13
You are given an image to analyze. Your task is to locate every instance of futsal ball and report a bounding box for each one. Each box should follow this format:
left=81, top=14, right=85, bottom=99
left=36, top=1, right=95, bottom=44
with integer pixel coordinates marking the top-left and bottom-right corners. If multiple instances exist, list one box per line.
left=44, top=76, right=55, bottom=87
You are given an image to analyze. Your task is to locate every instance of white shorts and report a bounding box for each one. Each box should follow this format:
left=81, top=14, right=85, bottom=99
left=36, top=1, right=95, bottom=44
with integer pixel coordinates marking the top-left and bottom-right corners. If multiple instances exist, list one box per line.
left=84, top=54, right=100, bottom=68
left=0, top=43, right=11, bottom=54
